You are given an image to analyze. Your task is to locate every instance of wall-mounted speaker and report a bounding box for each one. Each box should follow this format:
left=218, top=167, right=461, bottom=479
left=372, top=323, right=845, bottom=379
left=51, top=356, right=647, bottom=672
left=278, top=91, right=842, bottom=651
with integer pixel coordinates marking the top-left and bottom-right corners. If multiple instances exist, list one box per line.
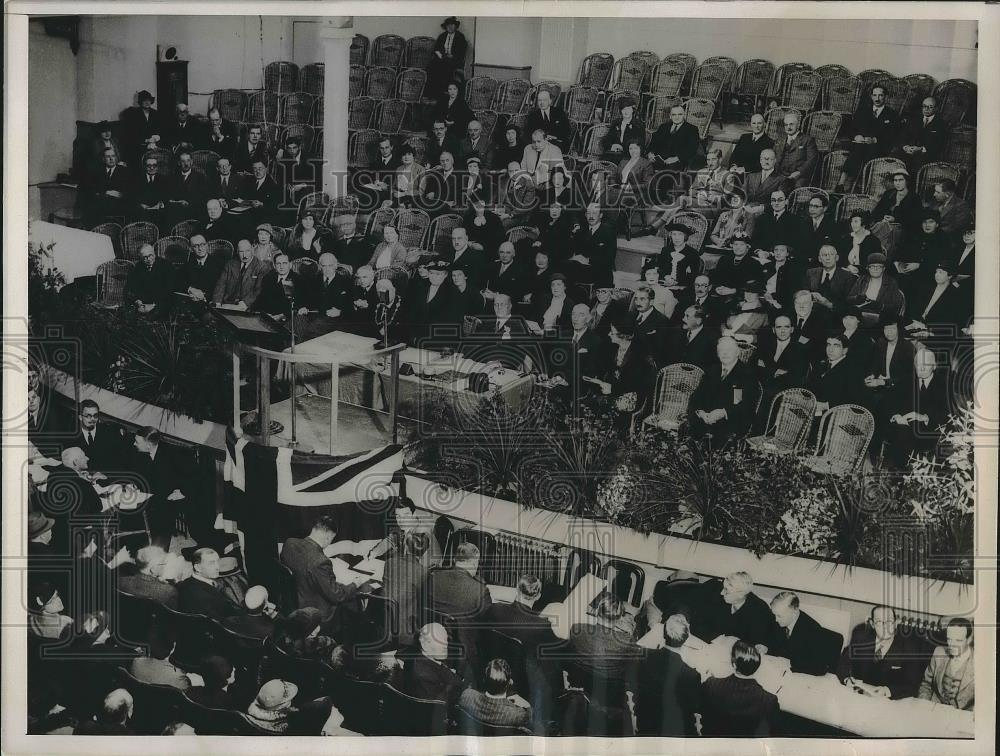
left=157, top=44, right=182, bottom=63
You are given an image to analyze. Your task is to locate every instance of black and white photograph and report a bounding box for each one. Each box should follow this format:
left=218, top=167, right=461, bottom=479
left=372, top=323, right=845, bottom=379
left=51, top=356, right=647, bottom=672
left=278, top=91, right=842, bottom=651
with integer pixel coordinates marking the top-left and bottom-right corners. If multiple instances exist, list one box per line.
left=3, top=4, right=997, bottom=754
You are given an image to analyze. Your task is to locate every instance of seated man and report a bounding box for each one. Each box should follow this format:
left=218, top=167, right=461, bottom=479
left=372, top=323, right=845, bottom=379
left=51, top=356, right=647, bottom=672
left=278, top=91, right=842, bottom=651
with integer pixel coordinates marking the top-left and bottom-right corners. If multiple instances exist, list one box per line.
left=203, top=106, right=239, bottom=159
left=177, top=547, right=246, bottom=620
left=696, top=571, right=776, bottom=649
left=482, top=241, right=526, bottom=302
left=486, top=574, right=557, bottom=647
left=177, top=234, right=224, bottom=304
left=162, top=102, right=204, bottom=151
left=567, top=594, right=643, bottom=691
left=168, top=151, right=208, bottom=222
left=772, top=110, right=819, bottom=191
left=837, top=605, right=925, bottom=699
left=458, top=119, right=496, bottom=170
left=728, top=113, right=773, bottom=175
left=68, top=399, right=130, bottom=475
left=254, top=252, right=306, bottom=320
left=756, top=314, right=810, bottom=399
left=751, top=189, right=805, bottom=255
left=301, top=252, right=355, bottom=338
left=73, top=688, right=135, bottom=735
left=233, top=123, right=270, bottom=174
left=838, top=85, right=901, bottom=191
left=208, top=160, right=247, bottom=215
left=882, top=347, right=950, bottom=468
left=687, top=336, right=760, bottom=444
left=917, top=617, right=974, bottom=710
left=928, top=178, right=973, bottom=238
left=567, top=202, right=618, bottom=290
left=425, top=119, right=460, bottom=169
left=520, top=129, right=565, bottom=189
left=524, top=89, right=571, bottom=150
left=494, top=161, right=537, bottom=229
left=129, top=624, right=191, bottom=690
left=646, top=104, right=700, bottom=171
left=464, top=195, right=505, bottom=257
left=457, top=659, right=532, bottom=730
left=768, top=591, right=842, bottom=675
left=245, top=159, right=281, bottom=225
left=125, top=244, right=175, bottom=316
left=471, top=293, right=535, bottom=371
left=420, top=150, right=463, bottom=215
left=404, top=622, right=467, bottom=703
left=806, top=243, right=858, bottom=317
left=699, top=641, right=778, bottom=737
left=84, top=147, right=131, bottom=225
left=117, top=545, right=178, bottom=609
left=427, top=542, right=492, bottom=620
left=631, top=286, right=670, bottom=367
left=212, top=239, right=268, bottom=310
left=634, top=614, right=702, bottom=737
left=223, top=585, right=281, bottom=640
left=809, top=332, right=863, bottom=413
left=133, top=154, right=170, bottom=230
left=895, top=97, right=949, bottom=171
left=742, top=149, right=786, bottom=209
left=673, top=303, right=721, bottom=371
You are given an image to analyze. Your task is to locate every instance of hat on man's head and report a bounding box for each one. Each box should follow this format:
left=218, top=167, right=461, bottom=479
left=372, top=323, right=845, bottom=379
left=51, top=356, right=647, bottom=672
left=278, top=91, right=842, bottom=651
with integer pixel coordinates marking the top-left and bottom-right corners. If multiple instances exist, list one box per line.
left=866, top=252, right=887, bottom=266
left=441, top=16, right=461, bottom=29
left=731, top=230, right=752, bottom=244
left=253, top=680, right=298, bottom=711
left=664, top=221, right=693, bottom=237
left=28, top=512, right=55, bottom=540
left=137, top=90, right=155, bottom=104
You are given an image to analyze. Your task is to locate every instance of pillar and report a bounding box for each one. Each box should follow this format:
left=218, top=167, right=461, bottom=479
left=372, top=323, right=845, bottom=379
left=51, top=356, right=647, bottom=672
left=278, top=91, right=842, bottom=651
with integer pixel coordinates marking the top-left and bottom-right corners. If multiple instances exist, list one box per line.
left=320, top=17, right=353, bottom=198
left=536, top=18, right=590, bottom=86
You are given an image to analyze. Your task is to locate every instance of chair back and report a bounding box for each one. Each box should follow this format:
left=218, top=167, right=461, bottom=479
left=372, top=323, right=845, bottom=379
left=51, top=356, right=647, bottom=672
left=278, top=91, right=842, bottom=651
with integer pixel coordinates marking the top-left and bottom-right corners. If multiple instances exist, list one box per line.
left=168, top=218, right=197, bottom=241
left=802, top=110, right=842, bottom=153
left=611, top=55, right=650, bottom=93
left=835, top=193, right=876, bottom=222
left=788, top=187, right=829, bottom=217
left=155, top=235, right=192, bottom=265
left=600, top=559, right=646, bottom=608
left=578, top=52, right=615, bottom=89
left=396, top=68, right=427, bottom=102
left=764, top=106, right=802, bottom=143
left=822, top=75, right=861, bottom=114
left=209, top=618, right=267, bottom=687
left=405, top=36, right=436, bottom=69
left=493, top=78, right=532, bottom=115
left=298, top=62, right=325, bottom=96
left=264, top=61, right=299, bottom=94
left=179, top=695, right=256, bottom=735
left=91, top=222, right=124, bottom=258
left=809, top=404, right=875, bottom=474
left=428, top=213, right=463, bottom=255
left=815, top=64, right=852, bottom=80
left=365, top=66, right=397, bottom=100
left=565, top=85, right=601, bottom=123
left=403, top=134, right=430, bottom=167
left=348, top=97, right=376, bottom=132
left=524, top=82, right=563, bottom=111
left=357, top=591, right=401, bottom=650
left=942, top=126, right=976, bottom=171
left=474, top=109, right=499, bottom=142
left=350, top=34, right=370, bottom=66
left=506, top=225, right=538, bottom=246
left=348, top=129, right=381, bottom=169
left=323, top=194, right=361, bottom=229
left=690, top=62, right=727, bottom=101
left=121, top=221, right=160, bottom=262
left=211, top=89, right=248, bottom=122
left=856, top=68, right=892, bottom=90
left=781, top=70, right=823, bottom=110
left=580, top=123, right=611, bottom=158
left=327, top=672, right=387, bottom=735
left=643, top=95, right=682, bottom=135
left=662, top=52, right=697, bottom=91
left=297, top=190, right=332, bottom=220
left=766, top=388, right=816, bottom=451
left=915, top=161, right=962, bottom=198
left=290, top=257, right=318, bottom=278
left=818, top=149, right=850, bottom=192
left=381, top=684, right=449, bottom=736
left=373, top=99, right=408, bottom=134
left=206, top=239, right=234, bottom=261
left=366, top=207, right=398, bottom=240
left=465, top=76, right=500, bottom=111
left=349, top=64, right=365, bottom=99
left=280, top=92, right=314, bottom=126
left=668, top=210, right=709, bottom=251
left=683, top=98, right=715, bottom=140
left=901, top=73, right=937, bottom=115
left=605, top=89, right=641, bottom=124
left=395, top=208, right=432, bottom=248
left=860, top=157, right=907, bottom=199
left=453, top=705, right=532, bottom=736
left=462, top=315, right=481, bottom=336
left=371, top=34, right=406, bottom=68
left=702, top=55, right=737, bottom=90
left=647, top=60, right=686, bottom=99
left=263, top=557, right=298, bottom=614
left=190, top=149, right=221, bottom=177
left=647, top=363, right=704, bottom=430
left=247, top=90, right=281, bottom=123
left=733, top=58, right=774, bottom=97
left=768, top=62, right=812, bottom=99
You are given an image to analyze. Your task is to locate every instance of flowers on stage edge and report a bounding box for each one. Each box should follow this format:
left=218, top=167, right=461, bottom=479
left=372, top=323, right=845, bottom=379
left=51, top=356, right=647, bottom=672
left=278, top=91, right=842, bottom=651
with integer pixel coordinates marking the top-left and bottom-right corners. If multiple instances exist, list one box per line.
left=779, top=487, right=840, bottom=558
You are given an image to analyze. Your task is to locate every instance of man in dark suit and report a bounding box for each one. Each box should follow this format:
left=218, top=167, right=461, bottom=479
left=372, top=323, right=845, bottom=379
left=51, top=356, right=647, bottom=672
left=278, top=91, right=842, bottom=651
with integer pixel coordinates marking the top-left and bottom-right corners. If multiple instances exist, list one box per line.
left=696, top=572, right=777, bottom=649
left=280, top=516, right=373, bottom=627
left=801, top=194, right=838, bottom=263
left=177, top=234, right=225, bottom=304
left=632, top=286, right=669, bottom=366
left=700, top=641, right=779, bottom=736
left=40, top=447, right=108, bottom=555
left=672, top=303, right=721, bottom=371
left=132, top=426, right=193, bottom=547
left=254, top=251, right=305, bottom=319
left=202, top=107, right=239, bottom=159
left=568, top=202, right=618, bottom=289
left=486, top=575, right=557, bottom=647
left=809, top=332, right=863, bottom=412
left=275, top=136, right=319, bottom=219
left=120, top=89, right=163, bottom=164
left=790, top=289, right=830, bottom=366
left=168, top=150, right=208, bottom=222
left=426, top=542, right=492, bottom=620
left=405, top=622, right=468, bottom=703
left=84, top=147, right=131, bottom=225
left=896, top=96, right=949, bottom=171
left=125, top=244, right=175, bottom=317
left=177, top=548, right=247, bottom=620
left=405, top=260, right=456, bottom=345
left=117, top=545, right=179, bottom=609
left=468, top=293, right=535, bottom=371
left=646, top=104, right=701, bottom=171
left=222, top=585, right=280, bottom=639
left=756, top=314, right=810, bottom=401
left=426, top=120, right=461, bottom=169
left=837, top=605, right=925, bottom=699
left=524, top=89, right=571, bottom=151
left=444, top=226, right=486, bottom=288
left=233, top=124, right=270, bottom=174
left=162, top=103, right=204, bottom=151
left=839, top=84, right=902, bottom=190
left=301, top=252, right=355, bottom=338
left=482, top=241, right=526, bottom=302
left=68, top=399, right=130, bottom=476
left=208, top=158, right=247, bottom=211
left=672, top=274, right=725, bottom=328
left=458, top=119, right=496, bottom=170
left=200, top=198, right=242, bottom=248
left=768, top=591, right=843, bottom=675
left=773, top=110, right=819, bottom=190
left=687, top=336, right=760, bottom=443
left=752, top=188, right=806, bottom=255
left=635, top=614, right=702, bottom=736
left=330, top=217, right=373, bottom=275
left=133, top=154, right=170, bottom=229
left=246, top=159, right=281, bottom=225
left=212, top=239, right=268, bottom=309
left=728, top=113, right=774, bottom=175
left=882, top=348, right=951, bottom=468
left=742, top=148, right=787, bottom=207
left=544, top=303, right=611, bottom=399
left=805, top=244, right=858, bottom=317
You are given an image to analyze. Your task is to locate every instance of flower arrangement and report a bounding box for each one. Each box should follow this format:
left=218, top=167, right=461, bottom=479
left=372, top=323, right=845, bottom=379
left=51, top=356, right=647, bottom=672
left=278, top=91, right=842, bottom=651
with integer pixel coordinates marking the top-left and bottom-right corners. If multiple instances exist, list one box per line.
left=779, top=487, right=840, bottom=557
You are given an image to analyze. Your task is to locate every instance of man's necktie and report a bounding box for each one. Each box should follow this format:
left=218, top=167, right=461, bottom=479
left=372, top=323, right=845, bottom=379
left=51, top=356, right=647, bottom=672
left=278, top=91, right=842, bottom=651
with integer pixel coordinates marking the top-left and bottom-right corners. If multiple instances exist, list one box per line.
left=924, top=117, right=930, bottom=127
left=107, top=169, right=112, bottom=179
left=874, top=646, right=885, bottom=662
left=687, top=331, right=694, bottom=342
left=786, top=626, right=792, bottom=638
left=797, top=317, right=804, bottom=329
left=86, top=431, right=94, bottom=446
left=671, top=124, right=678, bottom=134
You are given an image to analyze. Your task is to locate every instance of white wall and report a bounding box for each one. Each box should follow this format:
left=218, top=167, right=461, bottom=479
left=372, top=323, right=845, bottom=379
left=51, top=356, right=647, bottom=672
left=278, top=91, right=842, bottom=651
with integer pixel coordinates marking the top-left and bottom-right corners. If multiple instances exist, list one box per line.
left=474, top=18, right=541, bottom=74
left=29, top=21, right=78, bottom=187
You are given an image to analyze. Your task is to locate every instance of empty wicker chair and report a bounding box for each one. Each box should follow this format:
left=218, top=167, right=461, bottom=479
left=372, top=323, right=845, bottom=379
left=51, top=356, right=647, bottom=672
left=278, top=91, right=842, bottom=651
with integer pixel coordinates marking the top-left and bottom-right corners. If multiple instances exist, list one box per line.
left=916, top=161, right=963, bottom=198
left=764, top=106, right=802, bottom=143
left=155, top=235, right=192, bottom=266
left=211, top=89, right=248, bottom=122
left=313, top=128, right=324, bottom=158
left=170, top=219, right=201, bottom=239
left=395, top=208, right=432, bottom=248
left=747, top=388, right=816, bottom=454
left=767, top=62, right=812, bottom=103
left=683, top=97, right=715, bottom=140
left=396, top=68, right=427, bottom=102
left=506, top=225, right=538, bottom=246
left=264, top=61, right=299, bottom=94
left=91, top=222, right=124, bottom=259
left=298, top=63, right=325, bottom=97
left=121, top=221, right=159, bottom=262
left=835, top=193, right=877, bottom=223
left=206, top=239, right=234, bottom=261
left=465, top=76, right=500, bottom=111
left=728, top=58, right=775, bottom=119
left=646, top=60, right=686, bottom=101
left=701, top=55, right=738, bottom=91
left=310, top=97, right=324, bottom=129
left=788, top=187, right=829, bottom=217
left=565, top=85, right=601, bottom=125
left=856, top=68, right=892, bottom=90
left=870, top=220, right=905, bottom=261
left=934, top=78, right=977, bottom=126
left=427, top=213, right=463, bottom=255
left=860, top=157, right=908, bottom=199
left=473, top=109, right=498, bottom=143
left=94, top=259, right=134, bottom=308
left=493, top=78, right=532, bottom=115
left=322, top=195, right=360, bottom=229
left=818, top=149, right=850, bottom=193
left=280, top=92, right=314, bottom=126
left=350, top=34, right=370, bottom=66
left=580, top=123, right=612, bottom=159
left=662, top=52, right=697, bottom=93
left=247, top=90, right=281, bottom=123
left=578, top=52, right=615, bottom=90
left=365, top=207, right=398, bottom=239
left=822, top=76, right=861, bottom=116
left=610, top=55, right=650, bottom=94
left=781, top=70, right=824, bottom=111
left=405, top=36, right=436, bottom=69
left=581, top=159, right=618, bottom=190
left=869, top=76, right=910, bottom=115
left=190, top=149, right=221, bottom=177
left=630, top=50, right=660, bottom=69
left=814, top=64, right=852, bottom=80
left=803, top=404, right=875, bottom=475
left=348, top=97, right=376, bottom=131
left=942, top=126, right=976, bottom=172
left=372, top=99, right=408, bottom=135
left=690, top=62, right=728, bottom=102
left=365, top=66, right=398, bottom=100
left=802, top=110, right=843, bottom=153
left=667, top=210, right=709, bottom=251
left=642, top=363, right=704, bottom=431
left=349, top=64, right=366, bottom=99
left=348, top=129, right=382, bottom=170
left=371, top=34, right=406, bottom=68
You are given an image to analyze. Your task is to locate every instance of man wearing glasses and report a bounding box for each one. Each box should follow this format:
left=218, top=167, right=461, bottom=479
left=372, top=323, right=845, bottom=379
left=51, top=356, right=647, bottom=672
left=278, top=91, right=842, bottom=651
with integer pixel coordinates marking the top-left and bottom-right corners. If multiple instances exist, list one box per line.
left=801, top=194, right=836, bottom=263
left=69, top=399, right=129, bottom=475
left=178, top=234, right=224, bottom=304
left=133, top=155, right=168, bottom=230
left=751, top=189, right=806, bottom=254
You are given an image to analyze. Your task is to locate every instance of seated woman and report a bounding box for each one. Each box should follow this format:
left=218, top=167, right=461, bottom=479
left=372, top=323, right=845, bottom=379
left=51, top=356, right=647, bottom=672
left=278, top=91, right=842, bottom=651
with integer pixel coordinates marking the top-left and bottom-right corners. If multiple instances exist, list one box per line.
left=723, top=280, right=769, bottom=341
left=287, top=209, right=336, bottom=261
left=528, top=273, right=575, bottom=335
left=593, top=317, right=659, bottom=419
left=640, top=267, right=678, bottom=319
left=275, top=607, right=338, bottom=662
left=393, top=144, right=426, bottom=208
left=836, top=211, right=884, bottom=275
left=614, top=139, right=654, bottom=196
left=252, top=223, right=282, bottom=266
left=366, top=224, right=415, bottom=283
left=533, top=202, right=575, bottom=269
left=494, top=125, right=524, bottom=176
left=458, top=658, right=532, bottom=731
left=431, top=81, right=475, bottom=141
left=603, top=100, right=645, bottom=159
left=872, top=168, right=921, bottom=235
left=536, top=165, right=575, bottom=219
left=641, top=220, right=700, bottom=288
left=761, top=242, right=805, bottom=313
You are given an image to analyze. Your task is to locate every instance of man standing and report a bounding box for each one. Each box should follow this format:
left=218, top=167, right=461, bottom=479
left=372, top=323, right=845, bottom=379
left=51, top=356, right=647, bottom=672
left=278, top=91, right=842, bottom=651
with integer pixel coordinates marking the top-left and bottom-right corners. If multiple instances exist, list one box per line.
left=768, top=591, right=842, bottom=675
left=69, top=399, right=129, bottom=475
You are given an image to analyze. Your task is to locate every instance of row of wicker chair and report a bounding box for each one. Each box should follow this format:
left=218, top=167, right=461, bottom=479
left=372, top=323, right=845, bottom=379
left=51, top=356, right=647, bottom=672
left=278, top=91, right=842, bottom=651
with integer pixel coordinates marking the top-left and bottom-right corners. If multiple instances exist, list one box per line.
left=209, top=89, right=324, bottom=130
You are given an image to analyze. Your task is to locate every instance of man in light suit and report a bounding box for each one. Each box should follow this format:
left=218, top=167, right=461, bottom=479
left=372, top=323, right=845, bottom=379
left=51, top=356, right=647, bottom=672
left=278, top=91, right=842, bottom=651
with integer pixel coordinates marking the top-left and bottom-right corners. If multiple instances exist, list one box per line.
left=521, top=129, right=564, bottom=188
left=773, top=110, right=819, bottom=190
left=918, top=617, right=974, bottom=710
left=212, top=239, right=268, bottom=309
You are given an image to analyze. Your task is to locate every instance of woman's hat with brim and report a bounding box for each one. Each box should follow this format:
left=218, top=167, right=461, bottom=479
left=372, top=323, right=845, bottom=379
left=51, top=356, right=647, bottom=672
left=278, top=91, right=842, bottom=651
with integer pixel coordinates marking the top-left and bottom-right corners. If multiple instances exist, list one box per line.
left=28, top=512, right=55, bottom=540
left=256, top=223, right=275, bottom=238
left=890, top=167, right=910, bottom=178
left=218, top=556, right=240, bottom=577
left=441, top=16, right=460, bottom=29
left=663, top=222, right=693, bottom=237
left=866, top=252, right=887, bottom=266
left=254, top=679, right=298, bottom=711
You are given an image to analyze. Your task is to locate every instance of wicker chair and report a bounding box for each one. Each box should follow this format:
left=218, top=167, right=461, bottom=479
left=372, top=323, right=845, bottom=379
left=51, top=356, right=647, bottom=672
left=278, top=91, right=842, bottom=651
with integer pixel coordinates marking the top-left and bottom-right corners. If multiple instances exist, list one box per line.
left=365, top=207, right=398, bottom=240
left=322, top=195, right=361, bottom=229
left=857, top=68, right=892, bottom=90
left=473, top=110, right=498, bottom=143
left=264, top=61, right=299, bottom=94
left=630, top=50, right=660, bottom=69
left=350, top=34, right=370, bottom=66
left=564, top=85, right=601, bottom=124
left=934, top=79, right=977, bottom=126
left=821, top=76, right=861, bottom=115
left=942, top=126, right=976, bottom=172
left=803, top=404, right=875, bottom=475
left=395, top=208, right=431, bottom=248
left=189, top=150, right=220, bottom=177
left=665, top=210, right=709, bottom=251
left=310, top=97, right=324, bottom=129
left=313, top=128, right=324, bottom=158
left=646, top=60, right=686, bottom=101
left=818, top=149, right=850, bottom=193
left=781, top=70, right=824, bottom=111
left=702, top=55, right=738, bottom=90
left=870, top=220, right=905, bottom=260
left=662, top=52, right=697, bottom=93
left=580, top=123, right=611, bottom=159
left=788, top=187, right=829, bottom=217
left=683, top=97, right=715, bottom=140
left=901, top=73, right=937, bottom=115
left=121, top=221, right=159, bottom=262
left=767, top=62, right=812, bottom=103
left=728, top=58, right=774, bottom=119
left=642, top=363, right=704, bottom=431
left=868, top=77, right=910, bottom=115
left=289, top=257, right=318, bottom=278
left=578, top=53, right=615, bottom=89
left=747, top=388, right=816, bottom=454
left=916, top=161, right=963, bottom=198
left=835, top=193, right=877, bottom=223
left=348, top=129, right=381, bottom=170
left=298, top=63, right=325, bottom=97
left=280, top=92, right=314, bottom=126
left=524, top=82, right=563, bottom=111
left=372, top=99, right=408, bottom=135
left=611, top=287, right=636, bottom=311
left=802, top=110, right=843, bottom=153
left=960, top=169, right=975, bottom=203
left=94, top=259, right=134, bottom=308
left=247, top=90, right=281, bottom=123
left=278, top=124, right=315, bottom=156
left=210, top=89, right=247, bottom=122
left=604, top=89, right=642, bottom=124
left=396, top=68, right=427, bottom=102
left=610, top=55, right=650, bottom=94
left=206, top=239, right=234, bottom=261
left=348, top=97, right=376, bottom=132
left=169, top=219, right=200, bottom=240
left=427, top=213, right=463, bottom=255
left=860, top=157, right=908, bottom=199
left=155, top=235, right=191, bottom=266
left=349, top=64, right=366, bottom=99
left=690, top=62, right=728, bottom=102
left=405, top=36, right=436, bottom=69
left=371, top=34, right=406, bottom=68
left=493, top=78, right=532, bottom=115
left=815, top=64, right=852, bottom=80
left=465, top=76, right=500, bottom=111
left=644, top=95, right=683, bottom=136
left=297, top=191, right=332, bottom=220
left=763, top=107, right=802, bottom=143
left=365, top=66, right=398, bottom=100
left=506, top=225, right=538, bottom=245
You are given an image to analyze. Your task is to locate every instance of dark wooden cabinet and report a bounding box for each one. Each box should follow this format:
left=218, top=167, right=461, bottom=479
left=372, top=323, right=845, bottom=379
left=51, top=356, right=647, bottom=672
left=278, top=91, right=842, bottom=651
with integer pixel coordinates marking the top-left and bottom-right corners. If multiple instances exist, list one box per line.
left=156, top=60, right=189, bottom=114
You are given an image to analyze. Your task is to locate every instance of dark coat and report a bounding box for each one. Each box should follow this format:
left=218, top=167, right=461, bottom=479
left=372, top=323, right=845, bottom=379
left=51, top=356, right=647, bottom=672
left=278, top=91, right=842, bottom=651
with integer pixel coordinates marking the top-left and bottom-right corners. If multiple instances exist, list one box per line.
left=755, top=334, right=810, bottom=391
left=700, top=675, right=778, bottom=737
left=712, top=253, right=765, bottom=293
left=696, top=581, right=776, bottom=647
left=163, top=118, right=205, bottom=150
left=426, top=566, right=493, bottom=619
left=125, top=258, right=175, bottom=309
left=907, top=279, right=970, bottom=328
left=632, top=307, right=671, bottom=365
left=809, top=357, right=863, bottom=408
left=202, top=119, right=240, bottom=160
left=635, top=648, right=701, bottom=737
left=768, top=610, right=843, bottom=676
left=729, top=132, right=774, bottom=174
left=603, top=117, right=646, bottom=153
left=307, top=270, right=355, bottom=317
left=486, top=602, right=558, bottom=648
left=752, top=210, right=806, bottom=254
left=483, top=261, right=528, bottom=300
left=280, top=536, right=360, bottom=618
left=68, top=422, right=130, bottom=476
left=897, top=113, right=949, bottom=163
left=688, top=359, right=761, bottom=439
left=647, top=121, right=701, bottom=170
left=117, top=571, right=180, bottom=610
left=673, top=325, right=721, bottom=371
left=743, top=169, right=787, bottom=206
left=873, top=188, right=923, bottom=231
left=524, top=105, right=572, bottom=150
left=176, top=577, right=244, bottom=621
left=867, top=336, right=915, bottom=388
left=805, top=265, right=858, bottom=313
left=800, top=213, right=839, bottom=263
left=836, top=623, right=926, bottom=699
left=570, top=220, right=618, bottom=288
left=644, top=245, right=700, bottom=287
left=233, top=139, right=270, bottom=174
left=177, top=255, right=226, bottom=300
left=405, top=654, right=466, bottom=704
left=431, top=96, right=475, bottom=141
left=254, top=270, right=304, bottom=317
left=133, top=173, right=169, bottom=210
left=208, top=173, right=249, bottom=207
left=121, top=106, right=164, bottom=157
left=425, top=133, right=462, bottom=169
left=773, top=133, right=819, bottom=184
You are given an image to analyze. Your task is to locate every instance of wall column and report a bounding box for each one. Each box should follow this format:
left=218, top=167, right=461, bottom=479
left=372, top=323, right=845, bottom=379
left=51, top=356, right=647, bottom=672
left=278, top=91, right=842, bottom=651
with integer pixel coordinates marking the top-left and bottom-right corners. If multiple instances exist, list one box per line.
left=536, top=17, right=590, bottom=86
left=320, top=18, right=353, bottom=198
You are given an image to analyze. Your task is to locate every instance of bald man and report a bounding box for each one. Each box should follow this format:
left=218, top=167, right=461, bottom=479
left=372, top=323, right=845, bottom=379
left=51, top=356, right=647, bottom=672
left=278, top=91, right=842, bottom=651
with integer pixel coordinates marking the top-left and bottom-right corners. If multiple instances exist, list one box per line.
left=687, top=336, right=761, bottom=444
left=125, top=243, right=175, bottom=315
left=882, top=348, right=951, bottom=468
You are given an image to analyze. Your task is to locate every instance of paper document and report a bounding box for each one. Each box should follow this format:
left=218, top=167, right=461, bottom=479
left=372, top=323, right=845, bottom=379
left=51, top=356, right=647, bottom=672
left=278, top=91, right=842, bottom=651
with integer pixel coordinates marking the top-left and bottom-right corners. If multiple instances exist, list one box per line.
left=351, top=558, right=385, bottom=581
left=487, top=585, right=518, bottom=603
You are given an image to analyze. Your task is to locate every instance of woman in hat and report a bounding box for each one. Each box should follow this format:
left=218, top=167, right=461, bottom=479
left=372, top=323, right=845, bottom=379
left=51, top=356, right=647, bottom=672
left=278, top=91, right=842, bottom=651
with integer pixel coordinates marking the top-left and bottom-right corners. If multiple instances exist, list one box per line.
left=246, top=679, right=299, bottom=733
left=252, top=223, right=283, bottom=266
left=121, top=89, right=163, bottom=165
left=724, top=280, right=769, bottom=338
left=394, top=143, right=426, bottom=208
left=596, top=316, right=658, bottom=417
left=951, top=225, right=975, bottom=279
left=366, top=224, right=413, bottom=278
left=846, top=252, right=905, bottom=319
left=429, top=17, right=469, bottom=97
left=90, top=120, right=125, bottom=170
left=530, top=272, right=575, bottom=334
left=288, top=209, right=336, bottom=262
left=431, top=81, right=475, bottom=142
left=897, top=209, right=948, bottom=294
left=836, top=210, right=884, bottom=275
left=520, top=248, right=554, bottom=310
left=872, top=168, right=921, bottom=233
left=275, top=607, right=338, bottom=662
left=761, top=241, right=804, bottom=312
left=604, top=100, right=646, bottom=158
left=643, top=221, right=700, bottom=287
